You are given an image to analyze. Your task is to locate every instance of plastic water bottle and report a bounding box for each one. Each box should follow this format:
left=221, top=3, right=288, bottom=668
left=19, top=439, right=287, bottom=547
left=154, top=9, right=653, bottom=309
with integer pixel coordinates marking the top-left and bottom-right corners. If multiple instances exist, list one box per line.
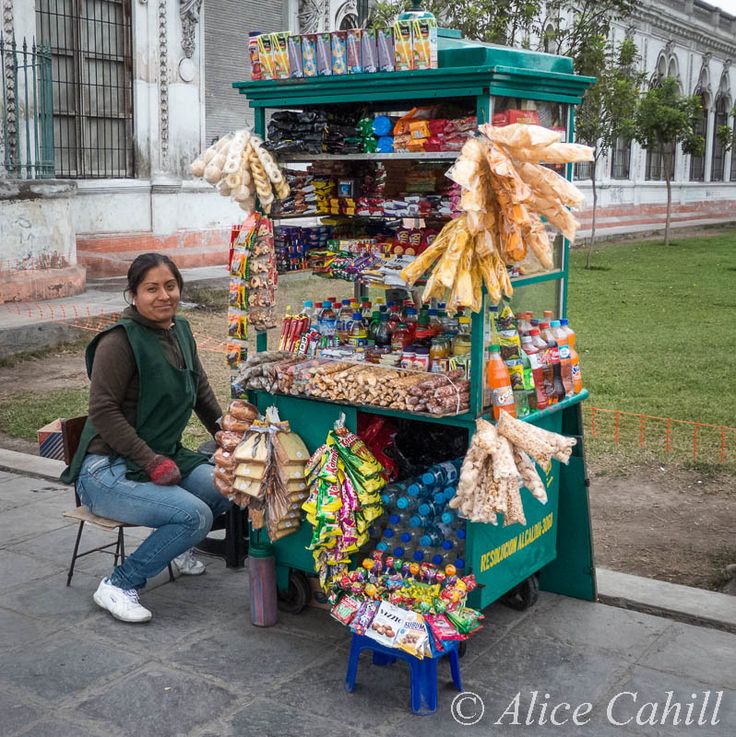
left=399, top=530, right=421, bottom=545
left=407, top=481, right=434, bottom=499
left=392, top=545, right=406, bottom=558
left=388, top=511, right=411, bottom=528
left=396, top=495, right=421, bottom=513
left=409, top=513, right=433, bottom=529
left=420, top=531, right=443, bottom=548
left=420, top=460, right=460, bottom=487
left=418, top=501, right=443, bottom=518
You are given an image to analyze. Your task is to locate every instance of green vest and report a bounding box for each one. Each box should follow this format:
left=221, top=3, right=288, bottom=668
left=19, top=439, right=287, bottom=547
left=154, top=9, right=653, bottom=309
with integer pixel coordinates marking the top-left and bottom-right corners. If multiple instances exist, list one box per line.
left=61, top=316, right=209, bottom=484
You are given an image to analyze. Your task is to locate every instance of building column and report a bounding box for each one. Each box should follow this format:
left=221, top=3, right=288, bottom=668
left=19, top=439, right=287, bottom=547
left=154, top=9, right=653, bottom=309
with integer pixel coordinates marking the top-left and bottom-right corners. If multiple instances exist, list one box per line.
left=725, top=112, right=735, bottom=182
left=703, top=107, right=716, bottom=182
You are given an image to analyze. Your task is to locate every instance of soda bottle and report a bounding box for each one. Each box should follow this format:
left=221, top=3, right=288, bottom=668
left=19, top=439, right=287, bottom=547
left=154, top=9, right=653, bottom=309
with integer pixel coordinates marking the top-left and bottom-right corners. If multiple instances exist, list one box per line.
left=551, top=320, right=574, bottom=397
left=545, top=337, right=565, bottom=402
left=521, top=335, right=549, bottom=411
left=519, top=341, right=537, bottom=411
left=561, top=318, right=584, bottom=393
left=538, top=322, right=560, bottom=404
left=486, top=344, right=516, bottom=420
left=361, top=300, right=373, bottom=327
left=319, top=301, right=337, bottom=344
left=336, top=299, right=353, bottom=343
left=387, top=302, right=401, bottom=332
left=349, top=312, right=367, bottom=348
left=368, top=311, right=382, bottom=342
left=543, top=309, right=554, bottom=322
left=375, top=313, right=392, bottom=347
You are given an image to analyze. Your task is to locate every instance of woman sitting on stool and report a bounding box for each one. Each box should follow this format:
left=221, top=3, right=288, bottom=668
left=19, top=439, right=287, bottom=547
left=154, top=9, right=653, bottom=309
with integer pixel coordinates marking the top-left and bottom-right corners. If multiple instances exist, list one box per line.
left=61, top=253, right=231, bottom=623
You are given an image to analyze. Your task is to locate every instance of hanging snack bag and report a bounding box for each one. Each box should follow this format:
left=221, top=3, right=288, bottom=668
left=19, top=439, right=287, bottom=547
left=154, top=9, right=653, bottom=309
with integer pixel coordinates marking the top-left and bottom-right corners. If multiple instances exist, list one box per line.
left=412, top=17, right=437, bottom=69
left=257, top=34, right=275, bottom=80
left=317, top=32, right=332, bottom=76
left=331, top=31, right=348, bottom=75
left=377, top=28, right=394, bottom=72
left=270, top=32, right=290, bottom=79
left=394, top=610, right=429, bottom=659
left=302, top=34, right=318, bottom=77
left=287, top=35, right=303, bottom=78
left=361, top=28, right=378, bottom=73
left=393, top=21, right=413, bottom=71
left=248, top=33, right=262, bottom=80
left=347, top=29, right=362, bottom=73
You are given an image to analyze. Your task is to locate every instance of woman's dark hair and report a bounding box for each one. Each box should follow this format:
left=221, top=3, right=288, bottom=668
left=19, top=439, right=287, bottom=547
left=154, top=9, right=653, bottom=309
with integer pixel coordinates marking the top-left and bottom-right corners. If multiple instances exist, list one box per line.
left=126, top=253, right=184, bottom=298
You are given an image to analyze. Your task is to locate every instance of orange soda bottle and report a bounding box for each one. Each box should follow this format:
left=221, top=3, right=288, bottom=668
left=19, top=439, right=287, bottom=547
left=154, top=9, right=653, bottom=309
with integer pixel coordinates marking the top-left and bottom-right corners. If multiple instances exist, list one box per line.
left=487, top=344, right=516, bottom=420
left=560, top=318, right=583, bottom=393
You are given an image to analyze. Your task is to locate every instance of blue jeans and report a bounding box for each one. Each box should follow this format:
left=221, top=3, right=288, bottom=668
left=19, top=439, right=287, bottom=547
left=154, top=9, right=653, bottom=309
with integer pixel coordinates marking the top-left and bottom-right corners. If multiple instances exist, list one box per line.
left=76, top=454, right=232, bottom=590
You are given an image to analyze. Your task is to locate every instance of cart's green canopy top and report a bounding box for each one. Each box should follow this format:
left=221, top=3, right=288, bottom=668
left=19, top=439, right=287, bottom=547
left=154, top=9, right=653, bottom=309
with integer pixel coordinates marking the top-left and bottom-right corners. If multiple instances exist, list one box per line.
left=233, top=29, right=595, bottom=108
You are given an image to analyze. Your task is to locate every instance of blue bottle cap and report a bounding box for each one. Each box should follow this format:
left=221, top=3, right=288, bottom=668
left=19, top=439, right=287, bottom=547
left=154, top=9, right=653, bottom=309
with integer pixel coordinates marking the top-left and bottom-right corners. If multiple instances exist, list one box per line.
left=441, top=539, right=454, bottom=551
left=419, top=535, right=433, bottom=547
left=420, top=472, right=435, bottom=486
left=443, top=486, right=456, bottom=499
left=380, top=493, right=391, bottom=505
left=455, top=558, right=465, bottom=570
left=400, top=531, right=413, bottom=543
left=383, top=528, right=394, bottom=539
left=433, top=491, right=446, bottom=505
left=407, top=483, right=421, bottom=497
left=389, top=513, right=402, bottom=526
left=413, top=550, right=425, bottom=562
left=409, top=515, right=422, bottom=528
left=393, top=546, right=405, bottom=557
left=418, top=503, right=432, bottom=516
left=376, top=541, right=389, bottom=552
left=431, top=553, right=445, bottom=566
left=560, top=318, right=569, bottom=327
left=396, top=497, right=410, bottom=509
left=456, top=528, right=467, bottom=540
left=441, top=511, right=454, bottom=525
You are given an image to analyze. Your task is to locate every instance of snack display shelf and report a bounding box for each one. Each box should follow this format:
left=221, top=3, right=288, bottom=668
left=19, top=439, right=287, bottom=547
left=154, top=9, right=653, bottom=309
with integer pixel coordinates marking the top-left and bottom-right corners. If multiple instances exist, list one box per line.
left=235, top=31, right=597, bottom=613
left=276, top=152, right=461, bottom=162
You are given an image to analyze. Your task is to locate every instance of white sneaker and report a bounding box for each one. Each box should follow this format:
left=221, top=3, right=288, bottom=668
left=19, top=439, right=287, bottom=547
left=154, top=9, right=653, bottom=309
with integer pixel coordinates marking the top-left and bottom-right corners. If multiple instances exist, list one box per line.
left=93, top=578, right=152, bottom=623
left=172, top=549, right=206, bottom=576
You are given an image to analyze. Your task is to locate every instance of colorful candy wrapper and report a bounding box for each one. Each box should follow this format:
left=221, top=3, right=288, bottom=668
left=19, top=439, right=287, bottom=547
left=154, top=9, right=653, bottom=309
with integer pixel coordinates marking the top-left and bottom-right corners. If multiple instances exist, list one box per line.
left=366, top=601, right=405, bottom=648
left=447, top=607, right=484, bottom=635
left=351, top=599, right=380, bottom=635
left=228, top=278, right=246, bottom=309
left=376, top=28, right=394, bottom=72
left=393, top=21, right=413, bottom=71
left=331, top=595, right=361, bottom=625
left=287, top=35, right=303, bottom=78
left=227, top=308, right=248, bottom=340
left=346, top=29, right=362, bottom=73
left=270, top=32, right=290, bottom=79
left=317, top=32, right=332, bottom=76
left=225, top=341, right=246, bottom=370
left=302, top=34, right=317, bottom=77
left=361, top=28, right=377, bottom=73
left=331, top=31, right=347, bottom=75
left=425, top=613, right=466, bottom=647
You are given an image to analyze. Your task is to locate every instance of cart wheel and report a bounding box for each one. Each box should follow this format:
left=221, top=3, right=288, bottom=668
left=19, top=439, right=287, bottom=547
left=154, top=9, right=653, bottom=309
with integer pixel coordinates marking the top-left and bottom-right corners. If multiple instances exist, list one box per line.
left=499, top=573, right=540, bottom=611
left=277, top=570, right=311, bottom=614
left=458, top=641, right=468, bottom=659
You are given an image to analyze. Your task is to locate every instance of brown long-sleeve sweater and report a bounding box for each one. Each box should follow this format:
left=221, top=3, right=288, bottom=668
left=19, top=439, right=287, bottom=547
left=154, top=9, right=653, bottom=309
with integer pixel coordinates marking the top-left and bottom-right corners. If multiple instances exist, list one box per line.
left=86, top=307, right=222, bottom=469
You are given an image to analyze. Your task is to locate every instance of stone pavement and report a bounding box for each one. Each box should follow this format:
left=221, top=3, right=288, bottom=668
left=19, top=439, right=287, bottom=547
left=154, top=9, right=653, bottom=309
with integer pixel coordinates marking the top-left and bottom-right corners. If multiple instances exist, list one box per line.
left=1, top=468, right=735, bottom=737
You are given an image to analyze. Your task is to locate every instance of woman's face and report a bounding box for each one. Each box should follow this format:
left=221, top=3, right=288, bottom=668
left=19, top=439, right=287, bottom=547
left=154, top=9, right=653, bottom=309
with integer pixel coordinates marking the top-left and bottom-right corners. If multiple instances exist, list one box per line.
left=133, top=264, right=181, bottom=328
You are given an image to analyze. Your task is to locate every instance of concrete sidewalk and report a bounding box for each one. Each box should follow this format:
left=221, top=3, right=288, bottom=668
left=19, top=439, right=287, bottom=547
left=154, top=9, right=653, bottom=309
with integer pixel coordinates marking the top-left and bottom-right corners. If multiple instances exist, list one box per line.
left=0, top=465, right=734, bottom=737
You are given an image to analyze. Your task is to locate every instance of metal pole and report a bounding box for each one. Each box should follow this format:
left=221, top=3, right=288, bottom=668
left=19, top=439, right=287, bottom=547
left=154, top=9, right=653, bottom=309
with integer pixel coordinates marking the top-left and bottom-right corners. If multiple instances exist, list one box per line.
left=32, top=39, right=40, bottom=178
left=23, top=38, right=32, bottom=178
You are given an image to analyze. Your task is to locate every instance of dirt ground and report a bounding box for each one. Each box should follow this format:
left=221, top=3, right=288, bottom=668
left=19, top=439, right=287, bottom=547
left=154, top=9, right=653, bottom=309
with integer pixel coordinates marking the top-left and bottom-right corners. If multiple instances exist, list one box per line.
left=1, top=275, right=734, bottom=593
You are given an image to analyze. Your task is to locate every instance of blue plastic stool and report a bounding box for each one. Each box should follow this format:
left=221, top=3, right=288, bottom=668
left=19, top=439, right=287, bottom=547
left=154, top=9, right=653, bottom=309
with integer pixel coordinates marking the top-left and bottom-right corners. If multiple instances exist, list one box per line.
left=344, top=633, right=463, bottom=715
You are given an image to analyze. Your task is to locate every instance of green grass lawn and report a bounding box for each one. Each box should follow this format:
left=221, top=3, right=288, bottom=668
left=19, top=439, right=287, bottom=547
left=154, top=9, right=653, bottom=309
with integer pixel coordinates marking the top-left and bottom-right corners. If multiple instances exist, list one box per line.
left=568, top=230, right=736, bottom=426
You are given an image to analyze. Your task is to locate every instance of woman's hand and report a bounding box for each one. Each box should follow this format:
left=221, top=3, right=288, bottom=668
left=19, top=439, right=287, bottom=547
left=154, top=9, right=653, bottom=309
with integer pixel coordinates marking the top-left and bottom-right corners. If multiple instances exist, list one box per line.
left=144, top=455, right=182, bottom=485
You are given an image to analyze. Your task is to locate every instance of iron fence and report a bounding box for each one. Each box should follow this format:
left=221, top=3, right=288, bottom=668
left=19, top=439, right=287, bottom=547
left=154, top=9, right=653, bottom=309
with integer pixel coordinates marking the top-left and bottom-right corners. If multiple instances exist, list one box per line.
left=1, top=36, right=55, bottom=179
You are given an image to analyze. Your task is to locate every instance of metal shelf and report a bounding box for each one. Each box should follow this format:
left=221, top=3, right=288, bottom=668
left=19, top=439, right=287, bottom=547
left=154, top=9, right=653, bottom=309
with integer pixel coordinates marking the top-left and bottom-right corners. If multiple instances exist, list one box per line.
left=277, top=151, right=460, bottom=162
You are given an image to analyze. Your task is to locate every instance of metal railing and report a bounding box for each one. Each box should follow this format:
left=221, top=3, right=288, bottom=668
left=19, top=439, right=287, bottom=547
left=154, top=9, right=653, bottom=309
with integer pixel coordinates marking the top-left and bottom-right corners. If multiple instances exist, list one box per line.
left=1, top=36, right=55, bottom=179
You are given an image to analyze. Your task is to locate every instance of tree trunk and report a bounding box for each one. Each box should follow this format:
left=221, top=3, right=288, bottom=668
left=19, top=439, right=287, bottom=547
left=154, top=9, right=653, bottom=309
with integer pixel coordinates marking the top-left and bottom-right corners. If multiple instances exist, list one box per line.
left=664, top=153, right=672, bottom=246
left=585, top=159, right=599, bottom=269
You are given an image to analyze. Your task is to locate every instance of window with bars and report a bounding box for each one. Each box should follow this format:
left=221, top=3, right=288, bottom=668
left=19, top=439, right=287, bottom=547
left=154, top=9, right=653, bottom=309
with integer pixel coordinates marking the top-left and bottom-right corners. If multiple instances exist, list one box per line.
left=36, top=0, right=134, bottom=178
left=610, top=137, right=631, bottom=179
left=689, top=96, right=708, bottom=182
left=711, top=95, right=728, bottom=182
left=645, top=142, right=675, bottom=181
left=573, top=161, right=591, bottom=180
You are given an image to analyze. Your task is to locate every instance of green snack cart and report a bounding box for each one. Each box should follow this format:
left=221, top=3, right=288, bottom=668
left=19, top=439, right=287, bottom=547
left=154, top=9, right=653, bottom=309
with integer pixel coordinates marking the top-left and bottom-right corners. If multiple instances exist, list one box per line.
left=233, top=30, right=596, bottom=614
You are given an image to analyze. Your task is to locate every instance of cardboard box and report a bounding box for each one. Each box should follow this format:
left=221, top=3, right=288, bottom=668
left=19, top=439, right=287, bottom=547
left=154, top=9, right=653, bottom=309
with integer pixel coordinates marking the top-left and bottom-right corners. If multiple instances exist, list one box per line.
left=37, top=418, right=64, bottom=461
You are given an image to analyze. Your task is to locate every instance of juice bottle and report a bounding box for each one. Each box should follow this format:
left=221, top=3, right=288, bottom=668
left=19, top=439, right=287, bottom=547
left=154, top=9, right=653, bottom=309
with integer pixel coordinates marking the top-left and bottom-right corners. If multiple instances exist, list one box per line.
left=368, top=310, right=382, bottom=342
left=521, top=335, right=549, bottom=410
left=486, top=344, right=516, bottom=420
left=543, top=309, right=554, bottom=322
left=391, top=322, right=411, bottom=351
left=349, top=312, right=367, bottom=347
left=336, top=299, right=353, bottom=343
left=375, top=312, right=392, bottom=347
left=387, top=302, right=401, bottom=332
left=561, top=318, right=583, bottom=393
left=428, top=308, right=442, bottom=335
left=551, top=320, right=574, bottom=397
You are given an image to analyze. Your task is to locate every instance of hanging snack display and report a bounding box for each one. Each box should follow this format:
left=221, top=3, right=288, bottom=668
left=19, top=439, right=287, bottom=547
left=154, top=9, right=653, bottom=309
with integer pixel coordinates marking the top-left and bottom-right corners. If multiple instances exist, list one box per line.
left=190, top=128, right=290, bottom=214
left=450, top=415, right=576, bottom=526
left=302, top=417, right=386, bottom=589
left=399, top=124, right=593, bottom=312
left=213, top=406, right=310, bottom=542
